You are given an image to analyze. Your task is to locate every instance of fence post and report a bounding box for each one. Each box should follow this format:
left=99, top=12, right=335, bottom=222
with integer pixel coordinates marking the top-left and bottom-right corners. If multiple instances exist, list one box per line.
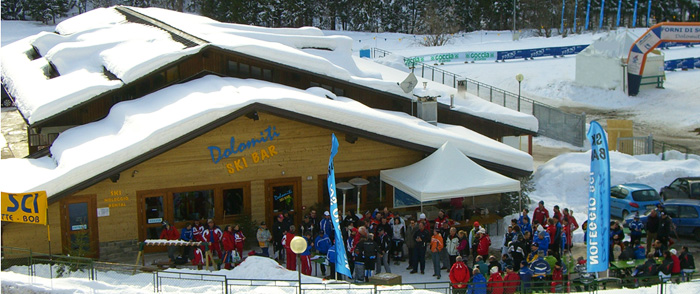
left=646, top=135, right=653, bottom=154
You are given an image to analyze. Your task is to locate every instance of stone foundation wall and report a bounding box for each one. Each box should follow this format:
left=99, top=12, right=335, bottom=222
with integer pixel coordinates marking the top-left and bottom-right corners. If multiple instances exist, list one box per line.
left=99, top=239, right=139, bottom=262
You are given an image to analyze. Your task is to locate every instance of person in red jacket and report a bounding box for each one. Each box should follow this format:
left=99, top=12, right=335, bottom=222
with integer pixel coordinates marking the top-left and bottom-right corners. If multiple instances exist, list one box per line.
left=670, top=248, right=681, bottom=275
left=533, top=201, right=549, bottom=226
left=487, top=266, right=504, bottom=294
left=221, top=225, right=236, bottom=269
left=159, top=222, right=179, bottom=262
left=232, top=224, right=246, bottom=259
left=283, top=225, right=297, bottom=271
left=502, top=265, right=520, bottom=294
left=476, top=228, right=491, bottom=261
left=202, top=219, right=223, bottom=262
left=550, top=261, right=564, bottom=293
left=449, top=255, right=470, bottom=294
left=192, top=219, right=205, bottom=242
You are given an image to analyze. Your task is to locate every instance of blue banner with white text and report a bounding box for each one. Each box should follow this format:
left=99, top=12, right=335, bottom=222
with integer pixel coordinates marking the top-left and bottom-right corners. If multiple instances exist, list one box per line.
left=586, top=121, right=610, bottom=272
left=327, top=134, right=352, bottom=278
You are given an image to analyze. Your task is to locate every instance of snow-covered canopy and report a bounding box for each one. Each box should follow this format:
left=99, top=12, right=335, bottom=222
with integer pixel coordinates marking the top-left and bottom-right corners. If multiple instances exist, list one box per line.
left=0, top=6, right=536, bottom=132
left=575, top=29, right=664, bottom=89
left=380, top=141, right=521, bottom=203
left=0, top=75, right=532, bottom=198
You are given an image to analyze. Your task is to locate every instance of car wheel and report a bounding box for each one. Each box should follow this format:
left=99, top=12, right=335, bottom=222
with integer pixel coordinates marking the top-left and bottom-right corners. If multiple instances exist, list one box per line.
left=1, top=97, right=12, bottom=107
left=621, top=210, right=629, bottom=220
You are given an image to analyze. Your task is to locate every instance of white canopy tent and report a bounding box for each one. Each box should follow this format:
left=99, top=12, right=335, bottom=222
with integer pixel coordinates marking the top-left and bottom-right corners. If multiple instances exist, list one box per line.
left=380, top=141, right=521, bottom=210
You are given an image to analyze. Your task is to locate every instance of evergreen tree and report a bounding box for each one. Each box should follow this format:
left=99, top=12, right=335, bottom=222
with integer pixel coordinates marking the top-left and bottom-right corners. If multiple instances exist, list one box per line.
left=25, top=0, right=72, bottom=24
left=2, top=0, right=27, bottom=20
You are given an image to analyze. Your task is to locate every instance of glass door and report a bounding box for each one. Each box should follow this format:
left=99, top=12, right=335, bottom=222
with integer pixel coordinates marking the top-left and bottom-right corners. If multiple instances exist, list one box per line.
left=61, top=195, right=98, bottom=258
left=265, top=178, right=301, bottom=228
left=139, top=194, right=169, bottom=253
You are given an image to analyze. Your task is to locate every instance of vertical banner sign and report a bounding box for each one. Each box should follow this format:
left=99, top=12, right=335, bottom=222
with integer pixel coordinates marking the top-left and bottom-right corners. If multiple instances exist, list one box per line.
left=599, top=0, right=606, bottom=29
left=1, top=191, right=48, bottom=225
left=616, top=0, right=623, bottom=27
left=586, top=121, right=610, bottom=272
left=632, top=0, right=639, bottom=27
left=327, top=134, right=352, bottom=278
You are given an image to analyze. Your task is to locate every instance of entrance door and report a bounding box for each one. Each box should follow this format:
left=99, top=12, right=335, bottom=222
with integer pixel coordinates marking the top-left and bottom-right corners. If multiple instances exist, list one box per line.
left=265, top=178, right=301, bottom=228
left=61, top=195, right=99, bottom=258
left=138, top=194, right=169, bottom=253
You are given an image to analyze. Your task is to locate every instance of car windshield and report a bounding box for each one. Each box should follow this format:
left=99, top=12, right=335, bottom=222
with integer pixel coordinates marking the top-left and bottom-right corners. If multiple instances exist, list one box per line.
left=631, top=189, right=660, bottom=201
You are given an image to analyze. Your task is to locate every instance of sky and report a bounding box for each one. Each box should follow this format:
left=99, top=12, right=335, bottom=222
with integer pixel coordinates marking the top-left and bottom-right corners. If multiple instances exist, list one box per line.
left=1, top=11, right=699, bottom=294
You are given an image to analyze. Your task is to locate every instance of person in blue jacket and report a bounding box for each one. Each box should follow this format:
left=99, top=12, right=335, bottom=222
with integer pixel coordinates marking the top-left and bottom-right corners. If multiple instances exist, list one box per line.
left=326, top=242, right=337, bottom=279
left=180, top=223, right=194, bottom=260
left=628, top=215, right=644, bottom=246
left=533, top=229, right=550, bottom=255
left=530, top=252, right=551, bottom=291
left=467, top=267, right=487, bottom=294
left=519, top=260, right=533, bottom=294
left=315, top=229, right=331, bottom=277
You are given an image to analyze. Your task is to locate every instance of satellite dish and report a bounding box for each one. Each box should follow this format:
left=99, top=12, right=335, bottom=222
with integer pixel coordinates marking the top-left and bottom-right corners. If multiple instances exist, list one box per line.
left=398, top=72, right=418, bottom=93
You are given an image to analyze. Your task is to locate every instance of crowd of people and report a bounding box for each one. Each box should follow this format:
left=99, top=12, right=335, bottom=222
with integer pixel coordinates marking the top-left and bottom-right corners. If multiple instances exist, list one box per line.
left=156, top=201, right=695, bottom=291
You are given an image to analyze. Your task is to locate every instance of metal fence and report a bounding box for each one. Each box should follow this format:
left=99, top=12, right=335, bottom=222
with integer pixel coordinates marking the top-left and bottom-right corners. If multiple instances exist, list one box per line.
left=5, top=246, right=698, bottom=294
left=371, top=48, right=587, bottom=147
left=617, top=136, right=695, bottom=159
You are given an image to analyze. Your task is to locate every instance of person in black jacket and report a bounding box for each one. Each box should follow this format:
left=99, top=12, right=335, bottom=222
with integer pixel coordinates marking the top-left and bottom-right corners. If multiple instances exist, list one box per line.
left=272, top=214, right=286, bottom=263
left=679, top=246, right=696, bottom=282
left=633, top=253, right=659, bottom=277
left=658, top=250, right=674, bottom=282
left=657, top=212, right=673, bottom=250
left=410, top=221, right=429, bottom=274
left=645, top=210, right=660, bottom=254
left=359, top=234, right=378, bottom=281
left=375, top=227, right=392, bottom=274
left=618, top=241, right=635, bottom=261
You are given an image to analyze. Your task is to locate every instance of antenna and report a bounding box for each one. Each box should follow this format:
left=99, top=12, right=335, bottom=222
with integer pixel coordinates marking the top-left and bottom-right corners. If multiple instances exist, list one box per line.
left=398, top=72, right=418, bottom=93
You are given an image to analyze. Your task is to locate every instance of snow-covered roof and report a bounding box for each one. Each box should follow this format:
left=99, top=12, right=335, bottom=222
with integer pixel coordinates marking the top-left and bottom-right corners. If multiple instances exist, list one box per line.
left=578, top=29, right=663, bottom=59
left=1, top=6, right=536, bottom=132
left=0, top=75, right=533, bottom=199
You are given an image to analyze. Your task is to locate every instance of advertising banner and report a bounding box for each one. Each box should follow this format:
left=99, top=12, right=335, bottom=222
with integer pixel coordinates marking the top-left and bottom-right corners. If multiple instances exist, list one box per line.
left=327, top=134, right=352, bottom=278
left=586, top=121, right=610, bottom=273
left=1, top=191, right=48, bottom=225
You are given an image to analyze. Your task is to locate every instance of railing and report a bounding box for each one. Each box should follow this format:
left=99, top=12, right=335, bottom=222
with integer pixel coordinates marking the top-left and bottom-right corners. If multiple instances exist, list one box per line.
left=617, top=135, right=696, bottom=159
left=155, top=271, right=228, bottom=293
left=372, top=47, right=587, bottom=147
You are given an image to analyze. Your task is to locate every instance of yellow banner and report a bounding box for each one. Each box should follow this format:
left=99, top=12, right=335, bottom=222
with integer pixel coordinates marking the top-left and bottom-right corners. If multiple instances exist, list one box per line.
left=1, top=191, right=47, bottom=225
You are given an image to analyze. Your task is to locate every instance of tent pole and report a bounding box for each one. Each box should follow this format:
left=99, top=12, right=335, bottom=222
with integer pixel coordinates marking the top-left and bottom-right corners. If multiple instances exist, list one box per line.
left=519, top=191, right=522, bottom=213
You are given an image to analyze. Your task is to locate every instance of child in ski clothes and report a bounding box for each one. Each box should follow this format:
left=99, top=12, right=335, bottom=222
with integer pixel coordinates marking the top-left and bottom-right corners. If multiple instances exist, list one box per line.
left=232, top=224, right=246, bottom=259
left=202, top=219, right=223, bottom=260
left=192, top=219, right=205, bottom=242
left=518, top=260, right=533, bottom=294
left=360, top=234, right=378, bottom=280
left=221, top=225, right=236, bottom=269
left=487, top=266, right=504, bottom=294
left=530, top=254, right=551, bottom=283
left=449, top=256, right=470, bottom=293
left=327, top=243, right=337, bottom=278
left=192, top=247, right=205, bottom=267
left=391, top=217, right=405, bottom=262
left=628, top=215, right=644, bottom=245
left=283, top=225, right=297, bottom=271
left=468, top=268, right=487, bottom=294
left=300, top=232, right=313, bottom=276
left=257, top=221, right=272, bottom=257
left=476, top=229, right=491, bottom=261
left=550, top=261, right=564, bottom=293
left=503, top=266, right=521, bottom=294
left=315, top=230, right=331, bottom=276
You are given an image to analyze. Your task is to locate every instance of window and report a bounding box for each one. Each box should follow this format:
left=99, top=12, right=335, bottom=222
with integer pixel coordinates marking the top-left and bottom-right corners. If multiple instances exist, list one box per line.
left=152, top=72, right=166, bottom=89
left=228, top=60, right=239, bottom=75
left=240, top=63, right=250, bottom=77
left=172, top=190, right=214, bottom=222
left=679, top=206, right=699, bottom=218
left=665, top=205, right=680, bottom=218
left=263, top=69, right=273, bottom=81
left=631, top=189, right=660, bottom=201
left=223, top=188, right=244, bottom=216
left=165, top=66, right=179, bottom=83
left=610, top=187, right=627, bottom=199
left=251, top=66, right=262, bottom=78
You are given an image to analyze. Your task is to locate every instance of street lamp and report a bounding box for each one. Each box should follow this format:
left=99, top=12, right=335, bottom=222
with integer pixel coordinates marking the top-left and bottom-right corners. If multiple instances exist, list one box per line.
left=337, top=182, right=354, bottom=221
left=290, top=236, right=307, bottom=294
left=515, top=74, right=524, bottom=111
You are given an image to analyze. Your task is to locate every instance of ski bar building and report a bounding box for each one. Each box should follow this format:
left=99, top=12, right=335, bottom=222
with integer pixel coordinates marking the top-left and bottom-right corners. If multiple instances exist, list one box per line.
left=0, top=6, right=537, bottom=260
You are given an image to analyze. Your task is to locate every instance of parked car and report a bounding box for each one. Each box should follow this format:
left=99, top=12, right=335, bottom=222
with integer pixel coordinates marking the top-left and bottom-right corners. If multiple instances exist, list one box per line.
left=624, top=199, right=700, bottom=241
left=660, top=177, right=700, bottom=201
left=610, top=183, right=662, bottom=219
